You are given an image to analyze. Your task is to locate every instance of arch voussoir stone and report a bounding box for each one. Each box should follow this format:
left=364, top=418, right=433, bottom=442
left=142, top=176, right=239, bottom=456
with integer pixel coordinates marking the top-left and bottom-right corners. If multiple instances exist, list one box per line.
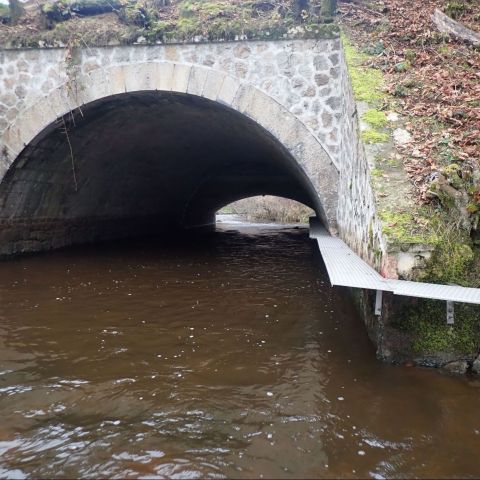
left=202, top=69, right=226, bottom=101
left=153, top=62, right=175, bottom=91
left=216, top=75, right=239, bottom=106
left=171, top=64, right=191, bottom=93
left=186, top=66, right=209, bottom=97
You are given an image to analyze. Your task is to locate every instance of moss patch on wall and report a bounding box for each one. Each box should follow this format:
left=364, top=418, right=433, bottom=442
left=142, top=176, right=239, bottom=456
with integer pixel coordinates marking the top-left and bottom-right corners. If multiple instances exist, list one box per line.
left=342, top=34, right=384, bottom=104
left=361, top=128, right=389, bottom=144
left=393, top=298, right=480, bottom=357
left=362, top=109, right=387, bottom=128
left=378, top=209, right=439, bottom=246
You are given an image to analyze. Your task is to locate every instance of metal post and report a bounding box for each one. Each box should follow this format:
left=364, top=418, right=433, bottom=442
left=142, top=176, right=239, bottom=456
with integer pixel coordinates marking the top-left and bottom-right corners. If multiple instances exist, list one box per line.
left=446, top=301, right=455, bottom=325
left=375, top=290, right=383, bottom=316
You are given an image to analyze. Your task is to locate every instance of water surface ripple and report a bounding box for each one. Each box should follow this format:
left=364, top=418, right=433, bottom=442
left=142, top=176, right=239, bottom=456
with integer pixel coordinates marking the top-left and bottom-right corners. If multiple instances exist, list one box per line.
left=0, top=224, right=479, bottom=478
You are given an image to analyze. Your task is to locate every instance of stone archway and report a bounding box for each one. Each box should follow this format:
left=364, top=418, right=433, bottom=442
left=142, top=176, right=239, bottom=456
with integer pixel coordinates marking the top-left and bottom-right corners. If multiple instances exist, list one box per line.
left=1, top=62, right=339, bottom=228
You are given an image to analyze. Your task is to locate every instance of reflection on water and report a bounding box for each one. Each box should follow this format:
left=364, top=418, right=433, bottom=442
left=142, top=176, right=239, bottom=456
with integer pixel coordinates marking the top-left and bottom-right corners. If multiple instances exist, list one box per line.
left=0, top=223, right=479, bottom=479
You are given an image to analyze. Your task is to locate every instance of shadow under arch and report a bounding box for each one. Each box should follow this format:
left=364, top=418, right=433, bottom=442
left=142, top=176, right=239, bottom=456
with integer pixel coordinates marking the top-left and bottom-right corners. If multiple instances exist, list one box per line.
left=0, top=63, right=339, bottom=255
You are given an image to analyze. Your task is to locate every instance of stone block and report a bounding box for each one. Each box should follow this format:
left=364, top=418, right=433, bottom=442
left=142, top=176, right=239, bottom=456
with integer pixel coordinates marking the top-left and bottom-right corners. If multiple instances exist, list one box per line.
left=81, top=70, right=110, bottom=102
left=443, top=361, right=469, bottom=375
left=216, top=75, right=239, bottom=106
left=231, top=84, right=256, bottom=115
left=202, top=70, right=225, bottom=101
left=44, top=88, right=75, bottom=120
left=153, top=62, right=174, bottom=92
left=187, top=66, right=208, bottom=97
left=314, top=55, right=329, bottom=71
left=472, top=355, right=480, bottom=374
left=104, top=66, right=127, bottom=96
left=1, top=127, right=23, bottom=163
left=171, top=64, right=191, bottom=93
left=123, top=63, right=156, bottom=93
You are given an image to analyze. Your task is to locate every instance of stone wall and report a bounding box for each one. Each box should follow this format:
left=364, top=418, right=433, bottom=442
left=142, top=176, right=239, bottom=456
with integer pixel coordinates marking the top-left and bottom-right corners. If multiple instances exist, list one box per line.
left=0, top=39, right=343, bottom=167
left=0, top=38, right=384, bottom=268
left=0, top=39, right=349, bottom=241
left=335, top=48, right=386, bottom=269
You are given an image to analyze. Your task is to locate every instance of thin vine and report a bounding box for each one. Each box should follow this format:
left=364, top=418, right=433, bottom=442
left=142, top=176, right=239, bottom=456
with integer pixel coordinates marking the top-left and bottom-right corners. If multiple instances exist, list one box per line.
left=61, top=116, right=78, bottom=192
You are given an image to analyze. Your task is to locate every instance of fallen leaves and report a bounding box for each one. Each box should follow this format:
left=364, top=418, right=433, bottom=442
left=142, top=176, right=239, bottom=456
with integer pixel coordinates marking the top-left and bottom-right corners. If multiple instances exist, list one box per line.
left=339, top=0, right=480, bottom=209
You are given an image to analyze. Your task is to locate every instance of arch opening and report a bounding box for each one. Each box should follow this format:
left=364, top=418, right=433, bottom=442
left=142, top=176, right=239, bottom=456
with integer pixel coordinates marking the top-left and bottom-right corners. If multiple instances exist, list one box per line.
left=0, top=91, right=328, bottom=256
left=217, top=196, right=315, bottom=224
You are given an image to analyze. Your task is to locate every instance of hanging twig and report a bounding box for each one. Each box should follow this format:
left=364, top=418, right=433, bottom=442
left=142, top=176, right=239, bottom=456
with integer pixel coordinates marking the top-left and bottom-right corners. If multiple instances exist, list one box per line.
left=61, top=116, right=78, bottom=192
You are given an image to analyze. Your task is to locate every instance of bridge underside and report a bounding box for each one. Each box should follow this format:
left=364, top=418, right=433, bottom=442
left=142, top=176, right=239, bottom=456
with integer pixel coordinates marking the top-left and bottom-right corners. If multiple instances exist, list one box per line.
left=0, top=91, right=323, bottom=256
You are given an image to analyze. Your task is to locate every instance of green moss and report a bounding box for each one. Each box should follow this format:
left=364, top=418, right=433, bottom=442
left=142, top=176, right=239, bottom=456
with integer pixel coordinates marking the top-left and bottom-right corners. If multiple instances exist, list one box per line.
left=361, top=128, right=389, bottom=144
left=386, top=157, right=400, bottom=167
left=394, top=61, right=411, bottom=72
left=342, top=34, right=384, bottom=104
left=393, top=299, right=480, bottom=355
left=445, top=1, right=468, bottom=19
left=378, top=210, right=439, bottom=245
left=421, top=230, right=476, bottom=286
left=305, top=23, right=340, bottom=38
left=362, top=109, right=387, bottom=128
left=467, top=203, right=479, bottom=214
left=404, top=48, right=416, bottom=62
left=393, top=84, right=409, bottom=97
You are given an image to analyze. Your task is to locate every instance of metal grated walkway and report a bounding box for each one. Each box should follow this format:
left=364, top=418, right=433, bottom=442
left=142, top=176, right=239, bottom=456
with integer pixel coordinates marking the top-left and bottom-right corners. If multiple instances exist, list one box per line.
left=309, top=218, right=480, bottom=309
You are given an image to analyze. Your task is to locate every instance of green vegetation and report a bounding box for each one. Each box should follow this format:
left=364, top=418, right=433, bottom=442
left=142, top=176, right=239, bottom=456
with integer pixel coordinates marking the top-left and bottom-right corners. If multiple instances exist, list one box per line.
left=5, top=0, right=339, bottom=47
left=340, top=0, right=480, bottom=364
left=344, top=29, right=480, bottom=293
left=444, top=1, right=469, bottom=19
left=420, top=221, right=480, bottom=286
left=225, top=196, right=314, bottom=224
left=361, top=128, right=389, bottom=144
left=390, top=218, right=480, bottom=356
left=342, top=34, right=384, bottom=104
left=423, top=240, right=474, bottom=285
left=362, top=109, right=387, bottom=128
left=378, top=210, right=439, bottom=245
left=140, top=0, right=339, bottom=42
left=394, top=299, right=480, bottom=355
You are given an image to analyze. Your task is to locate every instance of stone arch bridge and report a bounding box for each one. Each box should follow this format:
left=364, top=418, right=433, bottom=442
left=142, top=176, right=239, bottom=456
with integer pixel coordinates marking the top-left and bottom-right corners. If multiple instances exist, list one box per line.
left=0, top=37, right=381, bottom=263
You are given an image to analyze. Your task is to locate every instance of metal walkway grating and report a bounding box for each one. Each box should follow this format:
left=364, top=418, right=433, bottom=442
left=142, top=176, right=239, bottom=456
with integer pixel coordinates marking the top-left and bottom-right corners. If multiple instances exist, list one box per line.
left=309, top=218, right=480, bottom=306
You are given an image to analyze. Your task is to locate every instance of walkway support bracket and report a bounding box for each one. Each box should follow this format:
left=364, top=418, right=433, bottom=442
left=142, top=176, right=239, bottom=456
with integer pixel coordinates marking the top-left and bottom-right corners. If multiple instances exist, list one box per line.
left=309, top=217, right=480, bottom=307
left=446, top=301, right=455, bottom=325
left=375, top=290, right=383, bottom=316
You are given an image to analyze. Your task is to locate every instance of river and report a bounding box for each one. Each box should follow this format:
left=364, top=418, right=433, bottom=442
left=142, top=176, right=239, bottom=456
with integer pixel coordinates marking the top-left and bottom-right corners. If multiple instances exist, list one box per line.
left=0, top=220, right=479, bottom=479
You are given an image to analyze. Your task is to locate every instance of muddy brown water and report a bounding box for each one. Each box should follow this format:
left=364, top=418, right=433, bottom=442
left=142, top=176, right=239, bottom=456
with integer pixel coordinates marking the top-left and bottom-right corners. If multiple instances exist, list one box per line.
left=0, top=222, right=479, bottom=479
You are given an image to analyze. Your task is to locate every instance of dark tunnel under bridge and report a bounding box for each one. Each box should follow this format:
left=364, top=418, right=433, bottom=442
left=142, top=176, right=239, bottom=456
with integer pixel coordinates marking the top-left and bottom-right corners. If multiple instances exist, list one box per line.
left=0, top=91, right=335, bottom=255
